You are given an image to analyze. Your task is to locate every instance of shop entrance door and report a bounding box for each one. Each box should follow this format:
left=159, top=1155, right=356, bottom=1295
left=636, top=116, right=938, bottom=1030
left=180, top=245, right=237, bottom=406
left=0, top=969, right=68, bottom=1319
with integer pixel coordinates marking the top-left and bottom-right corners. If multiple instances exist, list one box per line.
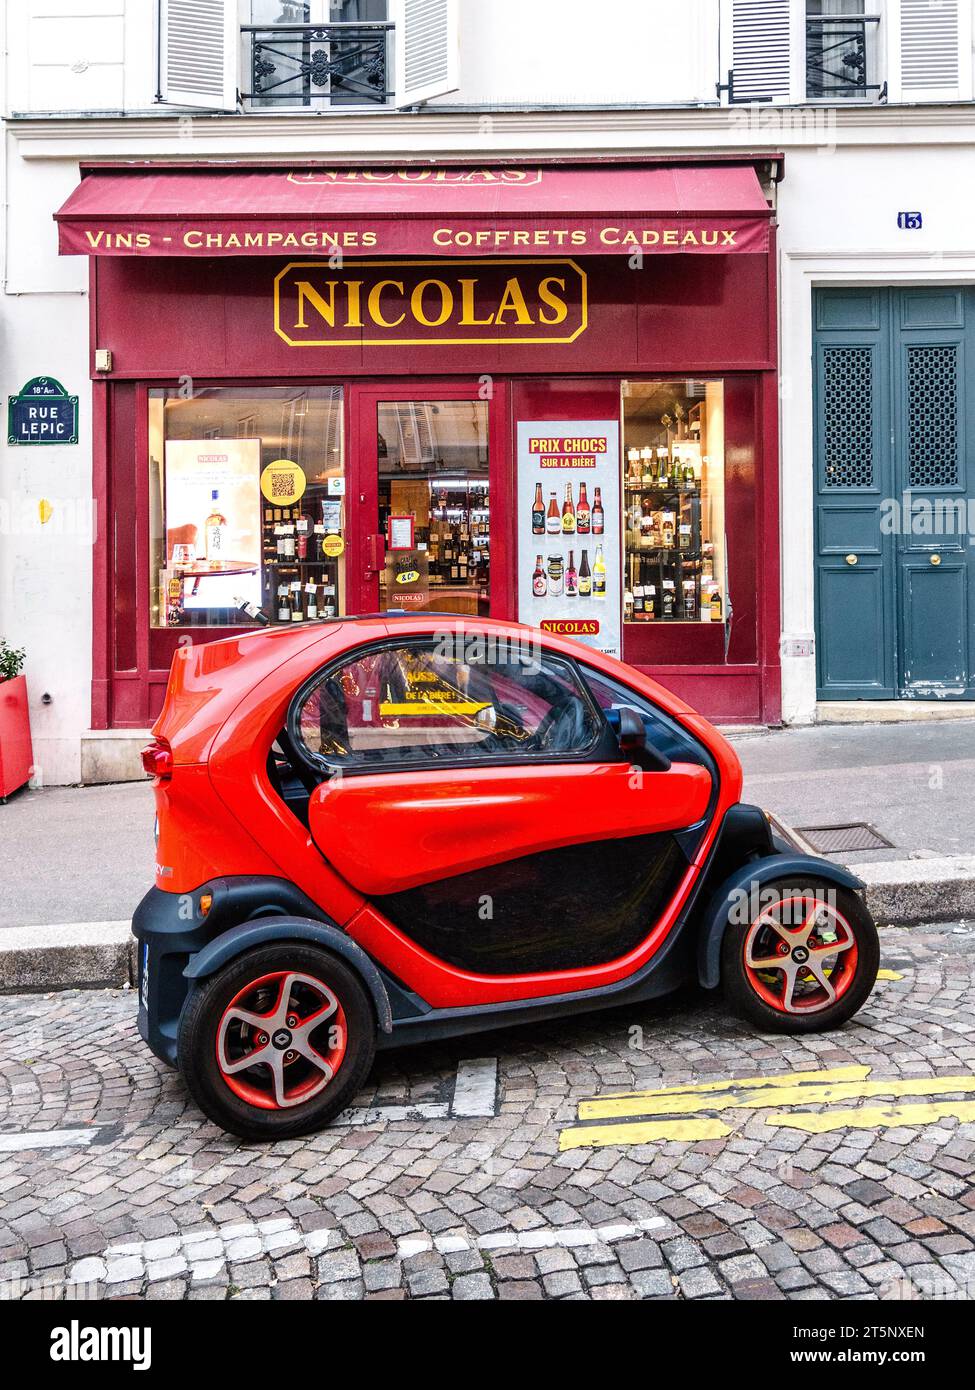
left=814, top=287, right=975, bottom=700
left=351, top=382, right=511, bottom=619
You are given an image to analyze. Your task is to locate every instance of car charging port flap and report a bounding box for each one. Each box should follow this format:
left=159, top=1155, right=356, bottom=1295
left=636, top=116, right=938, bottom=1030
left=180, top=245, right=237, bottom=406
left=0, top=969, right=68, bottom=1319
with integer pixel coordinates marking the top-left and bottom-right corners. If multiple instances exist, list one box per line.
left=141, top=738, right=173, bottom=781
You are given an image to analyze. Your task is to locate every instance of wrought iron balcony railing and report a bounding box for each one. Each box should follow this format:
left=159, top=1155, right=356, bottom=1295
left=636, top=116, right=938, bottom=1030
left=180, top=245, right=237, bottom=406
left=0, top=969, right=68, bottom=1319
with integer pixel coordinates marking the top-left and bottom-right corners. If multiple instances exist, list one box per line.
left=806, top=14, right=884, bottom=101
left=242, top=22, right=392, bottom=108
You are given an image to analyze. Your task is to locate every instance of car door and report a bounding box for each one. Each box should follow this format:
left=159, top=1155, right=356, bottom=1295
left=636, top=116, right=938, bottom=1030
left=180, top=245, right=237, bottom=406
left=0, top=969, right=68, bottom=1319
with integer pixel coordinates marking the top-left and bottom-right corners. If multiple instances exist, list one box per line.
left=291, top=636, right=713, bottom=975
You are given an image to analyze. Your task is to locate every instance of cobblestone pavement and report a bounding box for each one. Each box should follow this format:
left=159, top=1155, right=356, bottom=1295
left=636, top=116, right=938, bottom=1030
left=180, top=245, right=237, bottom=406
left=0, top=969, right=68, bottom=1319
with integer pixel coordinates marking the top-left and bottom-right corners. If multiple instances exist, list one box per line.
left=1, top=925, right=974, bottom=1302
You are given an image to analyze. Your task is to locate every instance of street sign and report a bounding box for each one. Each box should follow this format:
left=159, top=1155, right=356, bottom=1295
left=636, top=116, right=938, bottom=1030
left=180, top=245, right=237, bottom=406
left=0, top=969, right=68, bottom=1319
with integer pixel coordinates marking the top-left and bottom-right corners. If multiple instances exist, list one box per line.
left=7, top=376, right=79, bottom=446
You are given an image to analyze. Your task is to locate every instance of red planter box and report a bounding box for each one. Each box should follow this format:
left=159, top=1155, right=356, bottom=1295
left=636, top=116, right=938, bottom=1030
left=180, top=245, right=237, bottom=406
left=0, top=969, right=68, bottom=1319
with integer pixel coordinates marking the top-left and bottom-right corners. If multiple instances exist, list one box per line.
left=0, top=674, right=34, bottom=799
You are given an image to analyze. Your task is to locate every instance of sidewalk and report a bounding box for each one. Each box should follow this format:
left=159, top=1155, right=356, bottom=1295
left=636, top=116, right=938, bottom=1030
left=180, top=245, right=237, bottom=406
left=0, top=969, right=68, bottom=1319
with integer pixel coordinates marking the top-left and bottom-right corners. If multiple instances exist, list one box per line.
left=0, top=717, right=973, bottom=934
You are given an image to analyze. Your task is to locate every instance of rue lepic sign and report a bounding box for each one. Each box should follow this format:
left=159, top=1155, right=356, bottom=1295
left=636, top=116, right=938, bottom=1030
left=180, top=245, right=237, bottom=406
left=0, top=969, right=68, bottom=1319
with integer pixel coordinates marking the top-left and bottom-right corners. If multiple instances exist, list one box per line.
left=517, top=421, right=622, bottom=659
left=8, top=377, right=79, bottom=446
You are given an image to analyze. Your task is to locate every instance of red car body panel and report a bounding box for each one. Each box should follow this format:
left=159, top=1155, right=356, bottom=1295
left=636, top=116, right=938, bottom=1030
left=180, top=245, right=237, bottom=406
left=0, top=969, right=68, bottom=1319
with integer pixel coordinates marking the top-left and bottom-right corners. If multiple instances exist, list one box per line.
left=149, top=617, right=744, bottom=1008
left=308, top=762, right=713, bottom=896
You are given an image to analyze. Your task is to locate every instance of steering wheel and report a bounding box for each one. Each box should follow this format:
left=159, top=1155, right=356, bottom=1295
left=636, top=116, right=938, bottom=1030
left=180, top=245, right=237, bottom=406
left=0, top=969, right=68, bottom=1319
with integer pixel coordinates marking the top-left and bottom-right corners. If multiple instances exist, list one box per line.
left=528, top=701, right=579, bottom=753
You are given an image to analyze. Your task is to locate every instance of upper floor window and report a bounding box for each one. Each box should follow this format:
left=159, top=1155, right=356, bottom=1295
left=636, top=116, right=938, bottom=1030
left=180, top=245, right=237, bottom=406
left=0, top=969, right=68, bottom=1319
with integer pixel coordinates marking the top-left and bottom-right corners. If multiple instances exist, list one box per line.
left=806, top=0, right=882, bottom=101
left=723, top=0, right=969, bottom=106
left=156, top=0, right=459, bottom=114
left=243, top=1, right=392, bottom=108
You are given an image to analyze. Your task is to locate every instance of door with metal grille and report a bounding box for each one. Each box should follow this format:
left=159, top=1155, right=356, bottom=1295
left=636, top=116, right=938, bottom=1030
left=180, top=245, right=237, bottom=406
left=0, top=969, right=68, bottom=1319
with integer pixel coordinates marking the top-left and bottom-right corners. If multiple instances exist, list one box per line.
left=814, top=287, right=975, bottom=700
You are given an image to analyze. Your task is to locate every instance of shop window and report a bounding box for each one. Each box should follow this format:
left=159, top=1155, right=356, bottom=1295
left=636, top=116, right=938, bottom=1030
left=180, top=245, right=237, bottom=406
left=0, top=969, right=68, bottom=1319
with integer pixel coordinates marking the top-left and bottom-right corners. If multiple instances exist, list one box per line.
left=148, top=386, right=345, bottom=630
left=291, top=642, right=601, bottom=770
left=378, top=401, right=490, bottom=617
left=622, top=380, right=727, bottom=626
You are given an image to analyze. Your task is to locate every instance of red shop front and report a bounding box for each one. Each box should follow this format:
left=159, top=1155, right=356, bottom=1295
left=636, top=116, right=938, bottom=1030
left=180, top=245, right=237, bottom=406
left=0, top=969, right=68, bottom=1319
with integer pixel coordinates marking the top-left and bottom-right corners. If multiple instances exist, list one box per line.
left=56, top=160, right=782, bottom=728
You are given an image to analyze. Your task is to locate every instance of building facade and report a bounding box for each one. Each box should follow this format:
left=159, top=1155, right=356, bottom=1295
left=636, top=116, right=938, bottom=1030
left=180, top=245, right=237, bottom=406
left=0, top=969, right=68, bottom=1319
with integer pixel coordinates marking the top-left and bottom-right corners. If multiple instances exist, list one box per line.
left=2, top=0, right=974, bottom=785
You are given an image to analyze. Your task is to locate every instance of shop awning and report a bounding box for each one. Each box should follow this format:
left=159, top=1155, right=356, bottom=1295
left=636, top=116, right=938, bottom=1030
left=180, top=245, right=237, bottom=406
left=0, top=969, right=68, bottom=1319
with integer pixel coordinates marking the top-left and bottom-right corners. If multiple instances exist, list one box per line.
left=55, top=163, right=772, bottom=259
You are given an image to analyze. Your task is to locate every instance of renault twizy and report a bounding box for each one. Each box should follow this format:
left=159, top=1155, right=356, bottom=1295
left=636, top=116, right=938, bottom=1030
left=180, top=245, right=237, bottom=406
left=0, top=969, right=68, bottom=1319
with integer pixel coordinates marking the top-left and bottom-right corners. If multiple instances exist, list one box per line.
left=134, top=616, right=879, bottom=1140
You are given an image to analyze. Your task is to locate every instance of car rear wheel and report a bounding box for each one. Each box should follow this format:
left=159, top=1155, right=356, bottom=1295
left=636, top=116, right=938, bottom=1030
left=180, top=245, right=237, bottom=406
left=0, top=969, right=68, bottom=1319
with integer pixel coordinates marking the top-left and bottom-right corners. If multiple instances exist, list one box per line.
left=720, top=880, right=879, bottom=1034
left=177, top=944, right=375, bottom=1141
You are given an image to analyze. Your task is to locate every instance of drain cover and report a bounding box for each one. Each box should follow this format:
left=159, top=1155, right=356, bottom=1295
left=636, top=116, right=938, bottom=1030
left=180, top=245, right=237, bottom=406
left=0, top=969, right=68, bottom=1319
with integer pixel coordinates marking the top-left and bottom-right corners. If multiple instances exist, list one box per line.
left=794, top=823, right=894, bottom=854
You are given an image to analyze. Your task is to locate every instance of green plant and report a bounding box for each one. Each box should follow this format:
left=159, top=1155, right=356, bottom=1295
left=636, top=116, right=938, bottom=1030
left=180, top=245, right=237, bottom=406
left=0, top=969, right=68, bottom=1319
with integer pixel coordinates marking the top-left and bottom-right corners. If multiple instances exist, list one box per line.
left=0, top=639, right=26, bottom=682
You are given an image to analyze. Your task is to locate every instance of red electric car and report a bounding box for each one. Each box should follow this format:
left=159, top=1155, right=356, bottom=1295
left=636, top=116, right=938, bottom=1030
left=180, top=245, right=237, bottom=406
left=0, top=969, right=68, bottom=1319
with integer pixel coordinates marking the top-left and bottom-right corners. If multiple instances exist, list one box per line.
left=134, top=616, right=879, bottom=1140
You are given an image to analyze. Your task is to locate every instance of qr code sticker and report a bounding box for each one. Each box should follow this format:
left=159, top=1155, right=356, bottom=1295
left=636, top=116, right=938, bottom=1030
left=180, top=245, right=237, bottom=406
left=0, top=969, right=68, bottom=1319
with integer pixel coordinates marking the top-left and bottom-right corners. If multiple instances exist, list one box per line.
left=271, top=473, right=294, bottom=498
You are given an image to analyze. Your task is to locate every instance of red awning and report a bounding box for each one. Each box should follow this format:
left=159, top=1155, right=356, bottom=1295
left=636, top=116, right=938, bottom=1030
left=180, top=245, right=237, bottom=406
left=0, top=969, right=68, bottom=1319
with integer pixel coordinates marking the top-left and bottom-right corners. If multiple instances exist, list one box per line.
left=55, top=164, right=771, bottom=259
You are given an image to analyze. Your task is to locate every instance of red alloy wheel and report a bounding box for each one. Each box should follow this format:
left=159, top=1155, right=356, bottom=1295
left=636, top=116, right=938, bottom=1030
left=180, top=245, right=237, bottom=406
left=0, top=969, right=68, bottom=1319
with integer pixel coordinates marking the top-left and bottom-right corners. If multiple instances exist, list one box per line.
left=742, top=895, right=860, bottom=1016
left=215, top=970, right=347, bottom=1111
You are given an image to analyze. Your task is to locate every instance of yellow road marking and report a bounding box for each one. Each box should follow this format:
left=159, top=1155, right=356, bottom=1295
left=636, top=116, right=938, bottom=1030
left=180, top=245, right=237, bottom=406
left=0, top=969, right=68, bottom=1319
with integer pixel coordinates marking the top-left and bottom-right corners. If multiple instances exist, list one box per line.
left=559, top=1117, right=732, bottom=1151
left=583, top=1065, right=869, bottom=1106
left=579, top=1074, right=975, bottom=1122
left=768, top=1099, right=975, bottom=1134
left=877, top=968, right=905, bottom=981
left=559, top=1062, right=975, bottom=1150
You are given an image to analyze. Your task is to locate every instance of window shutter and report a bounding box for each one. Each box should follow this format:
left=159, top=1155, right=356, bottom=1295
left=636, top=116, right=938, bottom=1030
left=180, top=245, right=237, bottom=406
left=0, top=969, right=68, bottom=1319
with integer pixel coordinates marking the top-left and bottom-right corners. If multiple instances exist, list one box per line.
left=725, top=0, right=793, bottom=102
left=157, top=0, right=238, bottom=111
left=392, top=0, right=461, bottom=108
left=899, top=0, right=966, bottom=101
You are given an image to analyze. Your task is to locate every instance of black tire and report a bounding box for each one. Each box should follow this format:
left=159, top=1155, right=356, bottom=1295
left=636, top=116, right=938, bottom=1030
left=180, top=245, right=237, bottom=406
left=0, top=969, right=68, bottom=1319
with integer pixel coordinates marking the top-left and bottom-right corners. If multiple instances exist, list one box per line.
left=177, top=943, right=376, bottom=1141
left=720, top=879, right=879, bottom=1034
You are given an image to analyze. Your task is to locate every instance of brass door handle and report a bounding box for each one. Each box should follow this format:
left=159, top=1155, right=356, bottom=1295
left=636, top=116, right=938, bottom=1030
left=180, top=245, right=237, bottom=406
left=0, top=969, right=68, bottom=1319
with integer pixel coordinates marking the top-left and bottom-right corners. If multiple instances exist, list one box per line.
left=930, top=553, right=942, bottom=566
left=845, top=554, right=858, bottom=566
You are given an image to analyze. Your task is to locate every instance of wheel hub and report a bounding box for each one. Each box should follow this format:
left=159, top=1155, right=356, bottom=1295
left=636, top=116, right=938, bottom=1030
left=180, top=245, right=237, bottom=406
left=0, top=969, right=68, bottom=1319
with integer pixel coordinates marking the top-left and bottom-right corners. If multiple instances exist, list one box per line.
left=215, top=970, right=348, bottom=1110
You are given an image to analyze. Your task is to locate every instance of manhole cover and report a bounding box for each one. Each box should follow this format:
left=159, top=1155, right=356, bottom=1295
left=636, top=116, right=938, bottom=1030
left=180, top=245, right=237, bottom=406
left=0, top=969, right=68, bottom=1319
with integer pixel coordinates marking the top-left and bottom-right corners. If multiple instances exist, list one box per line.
left=794, top=823, right=894, bottom=854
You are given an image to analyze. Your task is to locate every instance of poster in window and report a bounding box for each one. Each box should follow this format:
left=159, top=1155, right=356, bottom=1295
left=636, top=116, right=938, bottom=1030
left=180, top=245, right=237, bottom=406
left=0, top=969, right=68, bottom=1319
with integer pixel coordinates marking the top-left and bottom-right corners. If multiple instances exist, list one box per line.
left=517, top=421, right=621, bottom=658
left=163, top=439, right=263, bottom=614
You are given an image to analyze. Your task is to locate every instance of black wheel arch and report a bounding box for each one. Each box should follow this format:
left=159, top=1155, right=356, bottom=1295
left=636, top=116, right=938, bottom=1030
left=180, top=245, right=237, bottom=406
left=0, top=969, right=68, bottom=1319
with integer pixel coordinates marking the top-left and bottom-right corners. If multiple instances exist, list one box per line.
left=182, top=916, right=393, bottom=1036
left=696, top=853, right=867, bottom=990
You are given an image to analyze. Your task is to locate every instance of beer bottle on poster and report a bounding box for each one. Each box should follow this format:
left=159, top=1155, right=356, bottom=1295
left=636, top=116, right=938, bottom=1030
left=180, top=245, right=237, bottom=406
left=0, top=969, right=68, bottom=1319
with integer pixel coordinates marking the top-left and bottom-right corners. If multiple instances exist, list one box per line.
left=532, top=554, right=547, bottom=598
left=592, top=487, right=604, bottom=535
left=547, top=553, right=564, bottom=597
left=546, top=491, right=561, bottom=536
left=532, top=483, right=545, bottom=535
left=578, top=549, right=592, bottom=597
left=593, top=545, right=606, bottom=600
left=576, top=482, right=591, bottom=534
left=562, top=483, right=576, bottom=534
left=565, top=550, right=579, bottom=597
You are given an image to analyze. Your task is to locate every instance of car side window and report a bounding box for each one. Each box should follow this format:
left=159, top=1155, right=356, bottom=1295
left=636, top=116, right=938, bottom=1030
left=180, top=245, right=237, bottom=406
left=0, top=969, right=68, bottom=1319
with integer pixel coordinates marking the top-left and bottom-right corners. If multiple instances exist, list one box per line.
left=582, top=669, right=710, bottom=768
left=291, top=640, right=604, bottom=772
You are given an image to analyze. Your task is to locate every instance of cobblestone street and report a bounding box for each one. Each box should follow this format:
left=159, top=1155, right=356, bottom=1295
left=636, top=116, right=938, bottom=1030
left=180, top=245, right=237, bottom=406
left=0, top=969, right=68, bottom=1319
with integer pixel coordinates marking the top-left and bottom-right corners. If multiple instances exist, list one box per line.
left=2, top=925, right=975, bottom=1303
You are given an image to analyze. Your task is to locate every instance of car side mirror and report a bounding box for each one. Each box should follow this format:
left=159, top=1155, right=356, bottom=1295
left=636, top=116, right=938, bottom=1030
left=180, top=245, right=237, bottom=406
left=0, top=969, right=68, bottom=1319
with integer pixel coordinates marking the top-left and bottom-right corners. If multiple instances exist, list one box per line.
left=617, top=707, right=672, bottom=772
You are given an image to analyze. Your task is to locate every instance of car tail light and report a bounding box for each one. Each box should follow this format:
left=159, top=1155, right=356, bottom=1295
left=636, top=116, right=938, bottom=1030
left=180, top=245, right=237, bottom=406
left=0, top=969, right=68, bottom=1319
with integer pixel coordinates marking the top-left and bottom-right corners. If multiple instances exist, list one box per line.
left=141, top=740, right=173, bottom=781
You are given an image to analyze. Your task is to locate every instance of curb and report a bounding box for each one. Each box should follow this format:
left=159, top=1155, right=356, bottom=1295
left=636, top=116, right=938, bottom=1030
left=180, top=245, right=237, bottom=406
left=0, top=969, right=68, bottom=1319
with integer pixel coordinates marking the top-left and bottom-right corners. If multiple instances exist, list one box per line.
left=0, top=922, right=135, bottom=993
left=856, top=857, right=975, bottom=928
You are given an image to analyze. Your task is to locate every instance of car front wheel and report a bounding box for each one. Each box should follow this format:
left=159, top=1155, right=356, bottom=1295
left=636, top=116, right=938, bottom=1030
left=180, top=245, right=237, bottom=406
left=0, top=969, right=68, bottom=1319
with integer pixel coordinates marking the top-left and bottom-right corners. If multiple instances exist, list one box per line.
left=177, top=943, right=376, bottom=1141
left=720, top=880, right=879, bottom=1034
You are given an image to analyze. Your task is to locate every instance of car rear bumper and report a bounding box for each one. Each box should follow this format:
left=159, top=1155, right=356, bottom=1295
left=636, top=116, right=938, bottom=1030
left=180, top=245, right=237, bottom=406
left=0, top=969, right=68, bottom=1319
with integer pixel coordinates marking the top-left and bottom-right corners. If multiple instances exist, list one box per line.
left=132, top=886, right=213, bottom=1068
